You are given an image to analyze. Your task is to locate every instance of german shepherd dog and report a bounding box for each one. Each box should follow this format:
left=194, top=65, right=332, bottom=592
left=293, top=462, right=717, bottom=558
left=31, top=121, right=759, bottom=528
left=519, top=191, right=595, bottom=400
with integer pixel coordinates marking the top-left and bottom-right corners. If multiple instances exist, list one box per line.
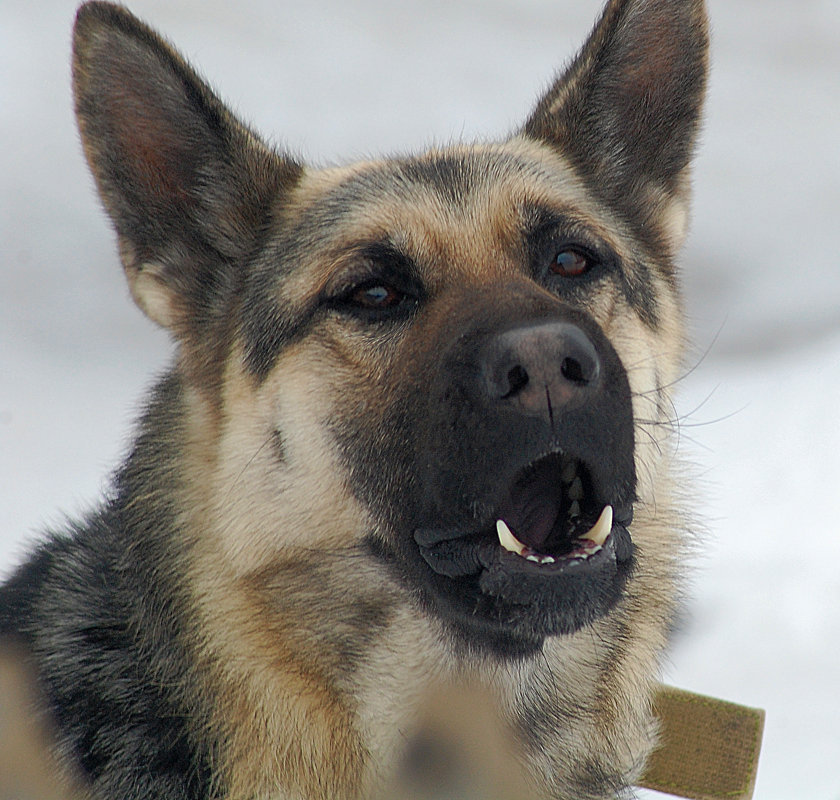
left=1, top=0, right=708, bottom=797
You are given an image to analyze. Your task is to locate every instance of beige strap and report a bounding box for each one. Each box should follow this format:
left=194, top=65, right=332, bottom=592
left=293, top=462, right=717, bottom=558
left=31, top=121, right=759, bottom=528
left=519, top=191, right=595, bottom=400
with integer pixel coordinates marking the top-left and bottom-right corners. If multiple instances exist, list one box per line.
left=638, top=685, right=765, bottom=800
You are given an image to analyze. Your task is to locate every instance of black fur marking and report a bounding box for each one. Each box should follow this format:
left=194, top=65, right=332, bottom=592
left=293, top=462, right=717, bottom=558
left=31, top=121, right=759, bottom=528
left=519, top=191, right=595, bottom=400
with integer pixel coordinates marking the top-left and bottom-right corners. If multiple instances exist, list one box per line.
left=322, top=241, right=426, bottom=312
left=327, top=596, right=396, bottom=677
left=395, top=153, right=495, bottom=206
left=619, top=257, right=660, bottom=329
left=242, top=283, right=315, bottom=381
left=271, top=429, right=287, bottom=462
left=2, top=516, right=214, bottom=799
left=0, top=545, right=55, bottom=639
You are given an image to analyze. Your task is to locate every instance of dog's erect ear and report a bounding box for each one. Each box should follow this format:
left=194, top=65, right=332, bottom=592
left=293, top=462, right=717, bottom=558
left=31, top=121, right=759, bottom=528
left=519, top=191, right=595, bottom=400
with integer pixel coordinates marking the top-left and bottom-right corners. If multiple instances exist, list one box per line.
left=523, top=0, right=708, bottom=251
left=73, top=2, right=303, bottom=333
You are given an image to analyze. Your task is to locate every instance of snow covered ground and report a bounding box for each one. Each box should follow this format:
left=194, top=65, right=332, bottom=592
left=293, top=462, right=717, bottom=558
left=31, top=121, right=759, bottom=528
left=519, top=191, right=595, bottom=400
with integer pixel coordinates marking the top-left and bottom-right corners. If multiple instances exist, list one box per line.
left=2, top=1, right=838, bottom=797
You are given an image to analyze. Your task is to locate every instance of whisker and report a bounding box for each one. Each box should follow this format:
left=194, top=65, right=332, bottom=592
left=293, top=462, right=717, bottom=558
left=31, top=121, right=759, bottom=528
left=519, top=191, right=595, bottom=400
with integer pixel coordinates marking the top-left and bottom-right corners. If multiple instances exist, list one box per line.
left=221, top=434, right=276, bottom=505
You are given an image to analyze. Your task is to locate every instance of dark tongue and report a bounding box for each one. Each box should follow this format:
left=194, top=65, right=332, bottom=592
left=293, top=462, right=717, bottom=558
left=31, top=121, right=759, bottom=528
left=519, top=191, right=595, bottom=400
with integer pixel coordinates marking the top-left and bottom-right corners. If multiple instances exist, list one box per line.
left=497, top=460, right=563, bottom=551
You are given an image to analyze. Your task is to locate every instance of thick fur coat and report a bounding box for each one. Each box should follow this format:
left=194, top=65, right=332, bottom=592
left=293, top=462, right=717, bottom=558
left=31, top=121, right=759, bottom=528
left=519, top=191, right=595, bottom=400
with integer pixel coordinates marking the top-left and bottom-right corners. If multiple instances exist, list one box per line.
left=0, top=1, right=708, bottom=797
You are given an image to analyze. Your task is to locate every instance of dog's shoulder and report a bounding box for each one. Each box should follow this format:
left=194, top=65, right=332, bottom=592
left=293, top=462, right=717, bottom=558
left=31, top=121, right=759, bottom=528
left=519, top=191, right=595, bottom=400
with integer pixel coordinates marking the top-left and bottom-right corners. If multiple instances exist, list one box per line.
left=2, top=509, right=214, bottom=799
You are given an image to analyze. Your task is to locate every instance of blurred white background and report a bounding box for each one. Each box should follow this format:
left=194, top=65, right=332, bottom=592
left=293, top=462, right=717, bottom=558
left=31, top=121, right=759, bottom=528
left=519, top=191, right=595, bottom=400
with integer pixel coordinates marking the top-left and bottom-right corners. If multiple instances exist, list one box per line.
left=1, top=1, right=838, bottom=797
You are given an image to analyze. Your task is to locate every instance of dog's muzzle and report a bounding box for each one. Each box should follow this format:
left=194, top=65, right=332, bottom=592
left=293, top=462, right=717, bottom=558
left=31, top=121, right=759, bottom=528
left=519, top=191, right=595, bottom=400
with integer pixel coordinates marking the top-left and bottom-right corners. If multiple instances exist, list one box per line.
left=405, top=308, right=637, bottom=649
left=347, top=287, right=638, bottom=653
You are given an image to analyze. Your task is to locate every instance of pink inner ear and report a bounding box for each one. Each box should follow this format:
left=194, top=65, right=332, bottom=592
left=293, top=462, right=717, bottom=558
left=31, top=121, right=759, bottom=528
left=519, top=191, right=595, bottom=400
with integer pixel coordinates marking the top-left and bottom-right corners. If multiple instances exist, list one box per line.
left=614, top=13, right=686, bottom=109
left=104, top=61, right=194, bottom=208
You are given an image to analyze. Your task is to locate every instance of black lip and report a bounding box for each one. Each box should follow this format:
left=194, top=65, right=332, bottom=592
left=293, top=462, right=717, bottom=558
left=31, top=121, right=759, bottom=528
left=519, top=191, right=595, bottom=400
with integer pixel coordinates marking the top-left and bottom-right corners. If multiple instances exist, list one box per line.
left=407, top=520, right=634, bottom=647
left=414, top=519, right=633, bottom=580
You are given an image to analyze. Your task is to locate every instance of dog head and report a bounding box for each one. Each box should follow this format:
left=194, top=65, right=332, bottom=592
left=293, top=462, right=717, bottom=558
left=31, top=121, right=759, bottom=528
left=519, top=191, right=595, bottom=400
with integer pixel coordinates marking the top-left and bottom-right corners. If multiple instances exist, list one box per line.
left=73, top=0, right=707, bottom=656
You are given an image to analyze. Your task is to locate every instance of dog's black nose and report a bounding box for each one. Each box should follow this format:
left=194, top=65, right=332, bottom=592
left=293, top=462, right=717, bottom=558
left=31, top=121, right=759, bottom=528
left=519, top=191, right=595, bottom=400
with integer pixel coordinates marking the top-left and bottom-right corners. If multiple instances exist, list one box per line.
left=481, top=321, right=602, bottom=416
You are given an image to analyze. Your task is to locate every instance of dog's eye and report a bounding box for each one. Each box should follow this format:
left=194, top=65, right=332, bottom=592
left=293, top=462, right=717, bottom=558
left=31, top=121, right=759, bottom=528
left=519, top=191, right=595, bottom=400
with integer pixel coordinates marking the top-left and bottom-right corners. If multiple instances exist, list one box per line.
left=552, top=248, right=593, bottom=277
left=347, top=283, right=407, bottom=310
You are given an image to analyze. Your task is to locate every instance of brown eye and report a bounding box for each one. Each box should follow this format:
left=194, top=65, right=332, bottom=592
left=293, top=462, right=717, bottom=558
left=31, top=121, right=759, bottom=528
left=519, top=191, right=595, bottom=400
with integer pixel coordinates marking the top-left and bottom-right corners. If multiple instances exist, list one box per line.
left=348, top=283, right=405, bottom=309
left=552, top=248, right=592, bottom=277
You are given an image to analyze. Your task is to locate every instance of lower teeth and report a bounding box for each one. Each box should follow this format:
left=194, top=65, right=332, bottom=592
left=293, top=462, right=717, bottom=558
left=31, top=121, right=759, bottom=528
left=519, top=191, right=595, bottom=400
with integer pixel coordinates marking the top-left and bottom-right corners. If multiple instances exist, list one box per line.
left=513, top=540, right=604, bottom=567
left=496, top=507, right=613, bottom=566
left=525, top=552, right=555, bottom=564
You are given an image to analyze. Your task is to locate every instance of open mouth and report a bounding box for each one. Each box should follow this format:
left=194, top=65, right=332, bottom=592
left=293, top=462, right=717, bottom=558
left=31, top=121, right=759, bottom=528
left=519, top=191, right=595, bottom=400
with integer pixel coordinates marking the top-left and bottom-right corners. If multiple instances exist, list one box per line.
left=408, top=450, right=635, bottom=648
left=414, top=452, right=633, bottom=581
left=493, top=453, right=621, bottom=567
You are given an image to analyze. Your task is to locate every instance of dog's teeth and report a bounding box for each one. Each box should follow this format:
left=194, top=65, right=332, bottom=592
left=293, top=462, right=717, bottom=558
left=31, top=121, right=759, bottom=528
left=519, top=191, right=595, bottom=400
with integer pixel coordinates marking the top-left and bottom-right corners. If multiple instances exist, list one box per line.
left=568, top=500, right=580, bottom=519
left=568, top=476, right=584, bottom=501
left=526, top=553, right=555, bottom=565
left=496, top=519, right=527, bottom=556
left=579, top=505, right=613, bottom=547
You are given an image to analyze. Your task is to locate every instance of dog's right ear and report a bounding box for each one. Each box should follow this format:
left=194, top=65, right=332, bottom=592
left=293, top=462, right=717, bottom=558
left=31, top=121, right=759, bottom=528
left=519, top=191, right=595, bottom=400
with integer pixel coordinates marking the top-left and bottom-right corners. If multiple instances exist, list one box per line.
left=73, top=2, right=303, bottom=335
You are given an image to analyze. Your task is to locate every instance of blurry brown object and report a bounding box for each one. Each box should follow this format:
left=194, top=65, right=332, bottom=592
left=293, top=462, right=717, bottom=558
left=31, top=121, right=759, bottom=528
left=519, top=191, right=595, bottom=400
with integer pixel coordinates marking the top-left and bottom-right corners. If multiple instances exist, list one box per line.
left=0, top=642, right=85, bottom=800
left=378, top=682, right=531, bottom=800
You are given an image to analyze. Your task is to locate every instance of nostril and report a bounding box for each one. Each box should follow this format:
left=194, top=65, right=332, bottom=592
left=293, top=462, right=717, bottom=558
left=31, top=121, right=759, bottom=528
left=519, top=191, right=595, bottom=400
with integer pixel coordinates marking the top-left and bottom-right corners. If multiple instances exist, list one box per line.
left=502, top=364, right=529, bottom=398
left=483, top=321, right=602, bottom=405
left=561, top=356, right=587, bottom=385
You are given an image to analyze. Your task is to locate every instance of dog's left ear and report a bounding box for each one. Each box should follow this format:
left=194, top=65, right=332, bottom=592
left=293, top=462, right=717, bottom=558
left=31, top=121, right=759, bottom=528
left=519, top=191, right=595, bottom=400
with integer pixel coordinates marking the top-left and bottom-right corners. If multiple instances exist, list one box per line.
left=523, top=0, right=708, bottom=251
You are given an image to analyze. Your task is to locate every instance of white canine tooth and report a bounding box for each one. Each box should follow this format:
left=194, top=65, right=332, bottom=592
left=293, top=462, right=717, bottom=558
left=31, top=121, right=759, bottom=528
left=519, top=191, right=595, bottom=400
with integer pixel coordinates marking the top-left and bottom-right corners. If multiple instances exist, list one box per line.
left=496, top=519, right=527, bottom=556
left=580, top=505, right=613, bottom=547
left=568, top=500, right=581, bottom=518
left=568, top=476, right=584, bottom=501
